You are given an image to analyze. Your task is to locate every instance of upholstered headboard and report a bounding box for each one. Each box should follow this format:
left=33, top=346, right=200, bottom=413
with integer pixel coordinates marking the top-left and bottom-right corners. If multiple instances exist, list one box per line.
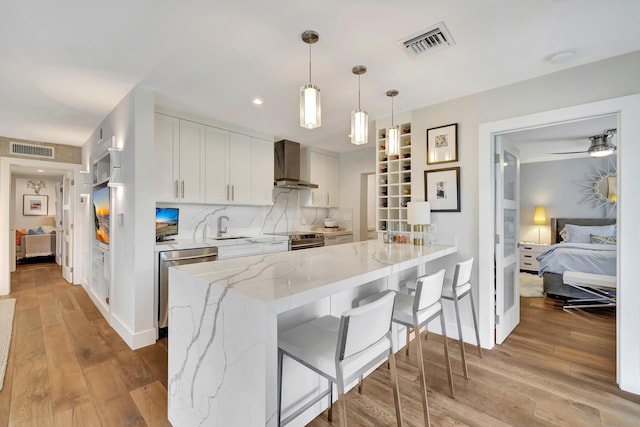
left=550, top=218, right=617, bottom=244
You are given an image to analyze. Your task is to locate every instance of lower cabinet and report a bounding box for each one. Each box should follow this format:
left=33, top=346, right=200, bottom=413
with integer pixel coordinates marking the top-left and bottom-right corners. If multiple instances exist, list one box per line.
left=218, top=240, right=289, bottom=260
left=323, top=233, right=353, bottom=246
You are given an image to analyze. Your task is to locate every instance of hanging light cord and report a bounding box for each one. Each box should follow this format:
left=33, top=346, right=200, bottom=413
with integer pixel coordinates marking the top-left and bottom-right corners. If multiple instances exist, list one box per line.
left=391, top=96, right=395, bottom=126
left=357, top=74, right=361, bottom=109
left=308, top=43, right=312, bottom=83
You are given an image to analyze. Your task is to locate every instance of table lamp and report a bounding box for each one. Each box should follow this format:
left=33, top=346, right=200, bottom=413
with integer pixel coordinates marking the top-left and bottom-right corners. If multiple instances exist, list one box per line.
left=533, top=205, right=547, bottom=244
left=407, top=201, right=431, bottom=246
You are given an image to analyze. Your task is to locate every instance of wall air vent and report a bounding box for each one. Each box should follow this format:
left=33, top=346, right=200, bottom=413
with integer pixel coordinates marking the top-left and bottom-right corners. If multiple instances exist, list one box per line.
left=398, top=22, right=455, bottom=58
left=10, top=141, right=55, bottom=159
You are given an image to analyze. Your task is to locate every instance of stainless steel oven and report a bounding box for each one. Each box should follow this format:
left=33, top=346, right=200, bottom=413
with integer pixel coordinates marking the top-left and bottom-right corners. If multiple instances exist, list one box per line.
left=290, top=232, right=324, bottom=250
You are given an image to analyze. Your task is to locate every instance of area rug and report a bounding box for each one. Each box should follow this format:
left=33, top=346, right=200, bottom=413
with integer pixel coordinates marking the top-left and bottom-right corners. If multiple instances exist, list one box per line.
left=0, top=298, right=16, bottom=390
left=520, top=272, right=544, bottom=297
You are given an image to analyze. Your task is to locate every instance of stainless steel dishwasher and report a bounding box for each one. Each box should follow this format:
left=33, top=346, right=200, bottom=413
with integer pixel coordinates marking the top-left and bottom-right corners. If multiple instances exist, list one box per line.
left=159, top=247, right=218, bottom=336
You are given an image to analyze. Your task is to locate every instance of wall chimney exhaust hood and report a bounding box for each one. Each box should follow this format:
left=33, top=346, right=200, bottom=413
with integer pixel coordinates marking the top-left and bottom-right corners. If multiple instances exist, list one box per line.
left=274, top=140, right=319, bottom=189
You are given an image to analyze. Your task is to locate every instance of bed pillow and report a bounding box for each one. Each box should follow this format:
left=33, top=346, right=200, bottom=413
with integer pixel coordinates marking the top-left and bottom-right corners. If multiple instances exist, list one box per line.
left=591, top=234, right=616, bottom=245
left=15, top=229, right=26, bottom=246
left=36, top=226, right=45, bottom=234
left=563, top=224, right=616, bottom=243
left=41, top=225, right=56, bottom=234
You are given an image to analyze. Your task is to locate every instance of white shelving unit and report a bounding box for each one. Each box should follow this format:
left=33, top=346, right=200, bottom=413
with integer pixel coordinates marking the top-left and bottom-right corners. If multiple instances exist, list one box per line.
left=376, top=122, right=412, bottom=238
left=90, top=151, right=112, bottom=318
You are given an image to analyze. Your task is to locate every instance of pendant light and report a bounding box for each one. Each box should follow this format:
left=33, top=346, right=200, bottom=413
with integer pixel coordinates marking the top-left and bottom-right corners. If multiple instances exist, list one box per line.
left=350, top=65, right=368, bottom=145
left=300, top=30, right=321, bottom=129
left=386, top=90, right=400, bottom=156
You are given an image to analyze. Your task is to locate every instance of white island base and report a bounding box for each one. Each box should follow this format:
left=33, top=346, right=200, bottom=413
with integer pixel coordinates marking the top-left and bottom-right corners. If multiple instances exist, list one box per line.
left=168, top=240, right=456, bottom=426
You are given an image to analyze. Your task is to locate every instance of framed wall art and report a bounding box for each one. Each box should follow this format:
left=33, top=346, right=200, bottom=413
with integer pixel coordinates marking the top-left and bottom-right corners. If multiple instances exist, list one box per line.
left=424, top=167, right=460, bottom=212
left=23, top=194, right=48, bottom=216
left=426, top=123, right=458, bottom=164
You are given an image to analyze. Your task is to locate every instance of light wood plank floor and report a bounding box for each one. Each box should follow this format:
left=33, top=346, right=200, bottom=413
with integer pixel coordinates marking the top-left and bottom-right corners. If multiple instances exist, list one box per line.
left=0, top=262, right=169, bottom=427
left=2, top=263, right=640, bottom=426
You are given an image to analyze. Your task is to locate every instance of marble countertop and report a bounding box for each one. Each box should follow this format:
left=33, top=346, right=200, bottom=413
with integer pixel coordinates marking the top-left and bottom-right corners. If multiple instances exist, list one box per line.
left=154, top=234, right=289, bottom=252
left=171, top=240, right=456, bottom=313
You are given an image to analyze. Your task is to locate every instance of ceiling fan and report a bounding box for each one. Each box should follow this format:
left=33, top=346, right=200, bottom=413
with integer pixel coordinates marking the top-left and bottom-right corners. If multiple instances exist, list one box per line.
left=551, top=128, right=617, bottom=158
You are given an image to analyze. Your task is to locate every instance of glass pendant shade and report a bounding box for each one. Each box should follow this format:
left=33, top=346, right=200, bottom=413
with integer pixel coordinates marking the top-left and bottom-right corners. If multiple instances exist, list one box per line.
left=300, top=84, right=321, bottom=129
left=386, top=126, right=400, bottom=155
left=351, top=109, right=368, bottom=145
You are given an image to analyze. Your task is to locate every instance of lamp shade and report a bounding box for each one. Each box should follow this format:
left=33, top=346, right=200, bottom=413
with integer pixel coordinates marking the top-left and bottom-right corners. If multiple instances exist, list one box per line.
left=407, top=201, right=431, bottom=225
left=533, top=206, right=547, bottom=225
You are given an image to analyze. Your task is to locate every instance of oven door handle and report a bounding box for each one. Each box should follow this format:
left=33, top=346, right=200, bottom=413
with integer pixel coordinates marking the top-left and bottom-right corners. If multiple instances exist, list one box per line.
left=291, top=242, right=324, bottom=250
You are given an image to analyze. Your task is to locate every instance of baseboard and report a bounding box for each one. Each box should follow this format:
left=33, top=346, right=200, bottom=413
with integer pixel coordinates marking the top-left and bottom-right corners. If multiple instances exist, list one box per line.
left=110, top=313, right=157, bottom=350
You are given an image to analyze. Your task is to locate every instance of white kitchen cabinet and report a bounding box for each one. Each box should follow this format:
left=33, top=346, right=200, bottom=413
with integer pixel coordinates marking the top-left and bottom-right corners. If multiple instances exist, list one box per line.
left=154, top=114, right=205, bottom=203
left=204, top=126, right=229, bottom=204
left=205, top=128, right=273, bottom=205
left=228, top=133, right=252, bottom=204
left=302, top=149, right=339, bottom=208
left=251, top=137, right=275, bottom=205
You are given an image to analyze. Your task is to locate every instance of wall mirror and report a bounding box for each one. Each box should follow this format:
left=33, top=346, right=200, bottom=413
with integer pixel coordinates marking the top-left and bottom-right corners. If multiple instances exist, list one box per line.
left=578, top=161, right=617, bottom=216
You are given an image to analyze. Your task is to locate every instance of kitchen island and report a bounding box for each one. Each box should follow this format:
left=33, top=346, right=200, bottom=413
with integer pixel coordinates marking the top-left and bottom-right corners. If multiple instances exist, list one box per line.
left=167, top=240, right=457, bottom=427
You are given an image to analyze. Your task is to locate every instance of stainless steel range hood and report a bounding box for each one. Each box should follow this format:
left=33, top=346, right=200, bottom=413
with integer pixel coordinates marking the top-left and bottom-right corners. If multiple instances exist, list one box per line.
left=274, top=140, right=318, bottom=189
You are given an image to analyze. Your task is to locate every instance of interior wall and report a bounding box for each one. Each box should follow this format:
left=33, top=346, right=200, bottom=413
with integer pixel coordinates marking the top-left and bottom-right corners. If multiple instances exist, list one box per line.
left=338, top=146, right=375, bottom=242
left=81, top=86, right=157, bottom=349
left=13, top=176, right=59, bottom=230
left=519, top=156, right=615, bottom=243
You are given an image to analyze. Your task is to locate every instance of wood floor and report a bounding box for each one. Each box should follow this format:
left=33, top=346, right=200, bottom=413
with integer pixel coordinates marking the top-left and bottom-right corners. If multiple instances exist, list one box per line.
left=0, top=262, right=169, bottom=427
left=2, top=263, right=640, bottom=426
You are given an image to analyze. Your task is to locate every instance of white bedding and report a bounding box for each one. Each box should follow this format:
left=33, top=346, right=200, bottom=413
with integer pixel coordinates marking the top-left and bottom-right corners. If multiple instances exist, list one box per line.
left=537, top=242, right=616, bottom=277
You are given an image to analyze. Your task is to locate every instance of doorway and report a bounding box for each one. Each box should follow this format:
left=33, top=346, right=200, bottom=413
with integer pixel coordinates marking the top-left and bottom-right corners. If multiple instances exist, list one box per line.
left=478, top=94, right=640, bottom=393
left=0, top=156, right=84, bottom=295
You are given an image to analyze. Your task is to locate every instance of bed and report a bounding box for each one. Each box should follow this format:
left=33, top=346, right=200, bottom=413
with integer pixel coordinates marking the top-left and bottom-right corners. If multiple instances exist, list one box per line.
left=539, top=218, right=616, bottom=300
left=16, top=228, right=57, bottom=260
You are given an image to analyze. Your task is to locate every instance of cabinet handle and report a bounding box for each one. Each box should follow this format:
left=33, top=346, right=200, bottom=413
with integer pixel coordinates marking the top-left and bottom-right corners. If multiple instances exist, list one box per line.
left=232, top=184, right=235, bottom=201
left=181, top=180, right=185, bottom=198
left=175, top=180, right=179, bottom=198
left=326, top=194, right=329, bottom=205
left=226, top=185, right=230, bottom=200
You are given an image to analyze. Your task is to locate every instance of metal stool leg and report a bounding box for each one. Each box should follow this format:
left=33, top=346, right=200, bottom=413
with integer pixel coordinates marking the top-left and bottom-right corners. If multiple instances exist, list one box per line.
left=468, top=290, right=483, bottom=357
left=406, top=326, right=411, bottom=356
left=414, top=321, right=431, bottom=427
left=440, top=312, right=455, bottom=398
left=328, top=378, right=334, bottom=421
left=277, top=350, right=284, bottom=426
left=453, top=292, right=469, bottom=379
left=388, top=352, right=404, bottom=426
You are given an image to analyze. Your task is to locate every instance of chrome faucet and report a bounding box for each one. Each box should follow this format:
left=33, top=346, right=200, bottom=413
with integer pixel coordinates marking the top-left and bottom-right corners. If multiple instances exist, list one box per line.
left=217, top=215, right=229, bottom=238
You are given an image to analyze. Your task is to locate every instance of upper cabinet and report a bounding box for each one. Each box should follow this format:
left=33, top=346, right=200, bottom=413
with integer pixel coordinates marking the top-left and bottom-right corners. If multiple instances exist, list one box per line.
left=156, top=113, right=274, bottom=206
left=154, top=114, right=205, bottom=203
left=301, top=149, right=339, bottom=208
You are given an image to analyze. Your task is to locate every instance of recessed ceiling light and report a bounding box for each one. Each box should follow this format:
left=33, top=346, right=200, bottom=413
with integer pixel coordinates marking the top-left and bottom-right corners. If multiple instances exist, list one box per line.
left=37, top=169, right=45, bottom=173
left=253, top=98, right=263, bottom=105
left=547, top=49, right=576, bottom=65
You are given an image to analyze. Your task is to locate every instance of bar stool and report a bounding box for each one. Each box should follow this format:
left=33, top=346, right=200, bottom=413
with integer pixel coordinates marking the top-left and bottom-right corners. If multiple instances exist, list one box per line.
left=277, top=291, right=403, bottom=426
left=441, top=257, right=482, bottom=380
left=358, top=269, right=454, bottom=427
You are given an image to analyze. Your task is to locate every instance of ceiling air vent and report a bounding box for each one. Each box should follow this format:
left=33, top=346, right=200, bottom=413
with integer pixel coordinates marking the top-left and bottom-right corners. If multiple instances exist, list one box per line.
left=398, top=22, right=455, bottom=58
left=10, top=141, right=55, bottom=159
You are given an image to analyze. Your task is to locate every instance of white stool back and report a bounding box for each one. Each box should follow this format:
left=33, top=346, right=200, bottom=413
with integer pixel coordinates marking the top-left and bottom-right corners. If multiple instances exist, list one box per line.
left=414, top=269, right=446, bottom=313
left=338, top=290, right=395, bottom=360
left=452, top=257, right=473, bottom=290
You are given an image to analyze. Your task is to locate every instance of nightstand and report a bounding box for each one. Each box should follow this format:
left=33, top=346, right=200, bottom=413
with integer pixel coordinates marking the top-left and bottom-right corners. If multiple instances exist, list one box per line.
left=519, top=242, right=547, bottom=273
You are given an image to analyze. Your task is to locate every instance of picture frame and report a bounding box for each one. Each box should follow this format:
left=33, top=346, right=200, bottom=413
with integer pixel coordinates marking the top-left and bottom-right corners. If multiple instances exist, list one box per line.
left=426, top=123, right=458, bottom=164
left=424, top=167, right=460, bottom=212
left=23, top=194, right=48, bottom=216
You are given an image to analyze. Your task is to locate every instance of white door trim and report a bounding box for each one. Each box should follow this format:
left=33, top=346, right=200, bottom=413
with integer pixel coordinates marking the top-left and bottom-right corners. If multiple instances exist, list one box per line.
left=478, top=94, right=640, bottom=394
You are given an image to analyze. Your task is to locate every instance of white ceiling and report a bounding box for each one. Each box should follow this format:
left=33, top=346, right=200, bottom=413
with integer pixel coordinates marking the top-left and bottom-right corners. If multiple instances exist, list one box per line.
left=502, top=114, right=618, bottom=163
left=1, top=0, right=639, bottom=153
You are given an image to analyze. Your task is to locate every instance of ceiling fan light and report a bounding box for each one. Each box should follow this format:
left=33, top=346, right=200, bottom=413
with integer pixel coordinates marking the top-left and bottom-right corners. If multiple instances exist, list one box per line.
left=588, top=134, right=616, bottom=157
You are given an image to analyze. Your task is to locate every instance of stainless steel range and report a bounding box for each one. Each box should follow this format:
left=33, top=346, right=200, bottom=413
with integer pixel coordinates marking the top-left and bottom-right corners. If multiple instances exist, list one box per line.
left=266, top=232, right=324, bottom=250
